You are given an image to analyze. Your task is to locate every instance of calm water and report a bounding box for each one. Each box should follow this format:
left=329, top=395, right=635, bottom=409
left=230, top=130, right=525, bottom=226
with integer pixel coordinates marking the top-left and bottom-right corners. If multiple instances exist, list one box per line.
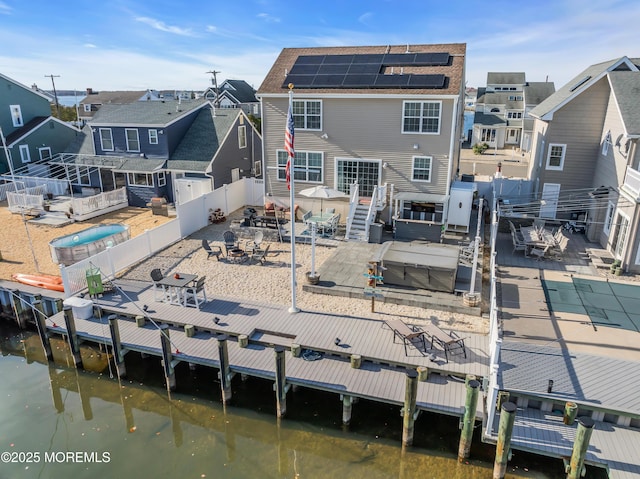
left=0, top=322, right=572, bottom=479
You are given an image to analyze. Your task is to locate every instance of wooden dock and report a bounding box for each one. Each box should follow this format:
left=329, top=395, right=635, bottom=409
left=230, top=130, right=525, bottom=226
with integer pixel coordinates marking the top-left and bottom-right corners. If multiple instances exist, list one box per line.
left=44, top=279, right=490, bottom=422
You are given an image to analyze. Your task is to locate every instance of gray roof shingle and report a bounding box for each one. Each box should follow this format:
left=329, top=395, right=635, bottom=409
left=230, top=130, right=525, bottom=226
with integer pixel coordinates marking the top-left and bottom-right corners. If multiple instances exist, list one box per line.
left=487, top=72, right=526, bottom=85
left=608, top=71, right=640, bottom=135
left=523, top=81, right=556, bottom=105
left=90, top=98, right=208, bottom=126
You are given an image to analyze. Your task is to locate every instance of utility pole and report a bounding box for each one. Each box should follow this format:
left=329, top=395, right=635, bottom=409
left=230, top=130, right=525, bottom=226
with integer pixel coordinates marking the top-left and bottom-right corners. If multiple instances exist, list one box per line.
left=206, top=70, right=221, bottom=108
left=45, top=74, right=61, bottom=118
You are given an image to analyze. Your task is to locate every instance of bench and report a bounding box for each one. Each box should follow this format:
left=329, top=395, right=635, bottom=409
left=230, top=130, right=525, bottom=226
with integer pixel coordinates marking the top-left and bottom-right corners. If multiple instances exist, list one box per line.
left=420, top=323, right=466, bottom=363
left=385, top=319, right=427, bottom=356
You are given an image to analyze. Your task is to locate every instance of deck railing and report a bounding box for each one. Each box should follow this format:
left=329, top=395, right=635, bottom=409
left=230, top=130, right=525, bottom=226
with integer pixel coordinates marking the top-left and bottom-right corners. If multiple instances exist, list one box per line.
left=70, top=187, right=128, bottom=216
left=344, top=182, right=359, bottom=240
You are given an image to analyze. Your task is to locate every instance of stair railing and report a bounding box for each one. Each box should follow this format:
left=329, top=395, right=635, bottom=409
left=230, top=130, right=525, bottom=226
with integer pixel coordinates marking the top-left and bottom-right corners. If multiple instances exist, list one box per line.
left=344, top=182, right=359, bottom=240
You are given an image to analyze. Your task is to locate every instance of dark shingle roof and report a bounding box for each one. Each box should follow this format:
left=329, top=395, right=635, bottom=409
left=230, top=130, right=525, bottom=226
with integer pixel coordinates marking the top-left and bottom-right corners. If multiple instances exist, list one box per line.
left=167, top=108, right=238, bottom=172
left=608, top=72, right=640, bottom=135
left=523, top=82, right=556, bottom=104
left=258, top=43, right=466, bottom=96
left=90, top=98, right=208, bottom=126
left=5, top=117, right=48, bottom=144
left=487, top=72, right=526, bottom=85
left=81, top=91, right=147, bottom=105
left=64, top=125, right=95, bottom=155
left=473, top=111, right=506, bottom=126
left=220, top=80, right=258, bottom=103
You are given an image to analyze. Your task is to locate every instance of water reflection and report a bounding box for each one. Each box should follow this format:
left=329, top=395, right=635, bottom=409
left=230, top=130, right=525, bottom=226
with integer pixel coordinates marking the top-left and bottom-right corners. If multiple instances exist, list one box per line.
left=0, top=323, right=566, bottom=479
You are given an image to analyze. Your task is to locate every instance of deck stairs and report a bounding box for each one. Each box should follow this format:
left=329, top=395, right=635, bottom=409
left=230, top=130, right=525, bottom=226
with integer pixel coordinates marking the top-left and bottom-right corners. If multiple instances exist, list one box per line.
left=347, top=203, right=370, bottom=241
left=344, top=183, right=390, bottom=242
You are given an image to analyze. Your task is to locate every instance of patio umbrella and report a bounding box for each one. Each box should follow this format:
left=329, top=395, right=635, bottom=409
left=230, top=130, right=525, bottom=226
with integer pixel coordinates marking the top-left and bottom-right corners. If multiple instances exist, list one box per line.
left=299, top=185, right=348, bottom=217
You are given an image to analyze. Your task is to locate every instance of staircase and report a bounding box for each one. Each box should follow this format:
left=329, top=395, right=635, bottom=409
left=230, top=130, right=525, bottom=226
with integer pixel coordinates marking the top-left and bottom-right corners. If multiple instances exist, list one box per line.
left=347, top=203, right=370, bottom=241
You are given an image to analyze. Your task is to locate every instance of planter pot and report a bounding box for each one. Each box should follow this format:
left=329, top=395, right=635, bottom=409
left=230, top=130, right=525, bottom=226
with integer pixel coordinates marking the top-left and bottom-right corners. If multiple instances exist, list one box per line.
left=306, top=273, right=320, bottom=285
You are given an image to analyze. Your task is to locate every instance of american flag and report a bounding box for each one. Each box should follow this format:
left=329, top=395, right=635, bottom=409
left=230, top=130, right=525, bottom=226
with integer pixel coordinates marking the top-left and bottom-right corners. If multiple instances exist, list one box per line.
left=284, top=101, right=295, bottom=190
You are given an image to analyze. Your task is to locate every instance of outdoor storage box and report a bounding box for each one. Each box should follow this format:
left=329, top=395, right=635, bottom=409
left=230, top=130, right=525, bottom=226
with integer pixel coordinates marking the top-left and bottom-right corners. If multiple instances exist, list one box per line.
left=63, top=296, right=94, bottom=320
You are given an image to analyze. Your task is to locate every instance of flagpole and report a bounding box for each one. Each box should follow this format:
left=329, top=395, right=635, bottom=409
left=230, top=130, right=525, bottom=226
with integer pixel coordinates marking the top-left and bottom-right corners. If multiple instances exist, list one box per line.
left=287, top=84, right=299, bottom=313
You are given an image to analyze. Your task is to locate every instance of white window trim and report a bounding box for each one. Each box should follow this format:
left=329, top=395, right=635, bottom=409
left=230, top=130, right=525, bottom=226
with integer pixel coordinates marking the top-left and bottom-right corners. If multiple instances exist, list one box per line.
left=125, top=128, right=140, bottom=152
left=127, top=172, right=154, bottom=187
left=38, top=147, right=52, bottom=161
left=10, top=105, right=23, bottom=127
left=411, top=156, right=433, bottom=183
left=148, top=129, right=158, bottom=145
left=157, top=171, right=166, bottom=187
left=603, top=201, right=614, bottom=235
left=99, top=128, right=114, bottom=151
left=612, top=210, right=630, bottom=259
left=238, top=125, right=247, bottom=149
left=292, top=99, right=322, bottom=131
left=334, top=157, right=382, bottom=194
left=276, top=149, right=324, bottom=184
left=83, top=104, right=91, bottom=112
left=401, top=100, right=442, bottom=135
left=545, top=143, right=566, bottom=170
left=19, top=144, right=31, bottom=163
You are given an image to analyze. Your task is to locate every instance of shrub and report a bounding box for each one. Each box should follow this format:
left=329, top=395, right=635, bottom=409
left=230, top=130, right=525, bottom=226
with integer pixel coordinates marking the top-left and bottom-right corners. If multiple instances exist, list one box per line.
left=472, top=142, right=490, bottom=155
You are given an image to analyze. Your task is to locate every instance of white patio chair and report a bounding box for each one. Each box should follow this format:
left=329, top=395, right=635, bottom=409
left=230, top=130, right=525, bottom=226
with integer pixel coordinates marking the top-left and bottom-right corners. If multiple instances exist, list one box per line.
left=183, top=276, right=207, bottom=308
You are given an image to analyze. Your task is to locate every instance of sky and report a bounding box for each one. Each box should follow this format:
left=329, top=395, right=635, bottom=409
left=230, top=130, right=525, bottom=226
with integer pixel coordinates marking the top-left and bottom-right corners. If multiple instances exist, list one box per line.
left=1, top=0, right=639, bottom=94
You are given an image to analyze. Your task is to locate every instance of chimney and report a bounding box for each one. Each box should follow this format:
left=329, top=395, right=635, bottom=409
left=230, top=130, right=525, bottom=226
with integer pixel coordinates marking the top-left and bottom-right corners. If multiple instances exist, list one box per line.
left=86, top=87, right=93, bottom=95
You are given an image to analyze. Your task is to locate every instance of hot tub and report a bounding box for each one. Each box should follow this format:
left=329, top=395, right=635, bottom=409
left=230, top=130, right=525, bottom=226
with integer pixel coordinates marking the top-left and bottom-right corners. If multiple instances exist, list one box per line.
left=49, top=223, right=130, bottom=265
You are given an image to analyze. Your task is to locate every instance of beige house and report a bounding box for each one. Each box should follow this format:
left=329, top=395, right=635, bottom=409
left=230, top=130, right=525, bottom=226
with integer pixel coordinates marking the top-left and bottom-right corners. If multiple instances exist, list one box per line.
left=528, top=56, right=640, bottom=272
left=257, top=43, right=466, bottom=241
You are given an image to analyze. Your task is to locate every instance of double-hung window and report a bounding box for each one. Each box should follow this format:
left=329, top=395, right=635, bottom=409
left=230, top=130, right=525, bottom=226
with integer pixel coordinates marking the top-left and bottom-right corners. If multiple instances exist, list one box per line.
left=546, top=144, right=566, bottom=170
left=412, top=156, right=432, bottom=182
left=99, top=128, right=114, bottom=151
left=292, top=100, right=321, bottom=130
left=238, top=125, right=247, bottom=148
left=148, top=129, right=158, bottom=145
left=125, top=128, right=140, bottom=152
left=402, top=101, right=441, bottom=134
left=277, top=150, right=323, bottom=183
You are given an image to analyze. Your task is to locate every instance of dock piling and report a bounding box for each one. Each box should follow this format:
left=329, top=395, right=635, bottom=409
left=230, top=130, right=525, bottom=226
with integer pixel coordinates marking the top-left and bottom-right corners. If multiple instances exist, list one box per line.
left=458, top=379, right=480, bottom=461
left=108, top=315, right=126, bottom=377
left=341, top=395, right=354, bottom=425
left=159, top=324, right=176, bottom=390
left=13, top=290, right=29, bottom=329
left=34, top=300, right=53, bottom=361
left=402, top=369, right=419, bottom=446
left=274, top=345, right=287, bottom=417
left=493, top=401, right=517, bottom=479
left=567, top=417, right=595, bottom=479
left=217, top=334, right=232, bottom=403
left=63, top=306, right=83, bottom=368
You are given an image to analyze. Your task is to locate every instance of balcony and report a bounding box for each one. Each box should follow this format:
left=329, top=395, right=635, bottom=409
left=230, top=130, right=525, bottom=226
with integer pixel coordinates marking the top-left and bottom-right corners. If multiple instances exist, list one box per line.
left=622, top=166, right=640, bottom=201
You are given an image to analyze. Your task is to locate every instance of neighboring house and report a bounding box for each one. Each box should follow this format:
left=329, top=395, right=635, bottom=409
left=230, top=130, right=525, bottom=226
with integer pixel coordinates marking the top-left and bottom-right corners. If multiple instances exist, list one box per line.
left=58, top=98, right=261, bottom=207
left=257, top=43, right=466, bottom=241
left=472, top=72, right=554, bottom=153
left=203, top=80, right=260, bottom=117
left=79, top=88, right=149, bottom=122
left=0, top=73, right=79, bottom=175
left=527, top=56, right=640, bottom=272
left=464, top=87, right=477, bottom=110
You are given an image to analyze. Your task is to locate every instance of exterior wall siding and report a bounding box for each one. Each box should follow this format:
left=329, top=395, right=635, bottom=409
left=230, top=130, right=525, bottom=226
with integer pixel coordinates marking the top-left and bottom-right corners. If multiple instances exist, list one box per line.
left=0, top=77, right=51, bottom=134
left=262, top=96, right=456, bottom=199
left=11, top=120, right=79, bottom=166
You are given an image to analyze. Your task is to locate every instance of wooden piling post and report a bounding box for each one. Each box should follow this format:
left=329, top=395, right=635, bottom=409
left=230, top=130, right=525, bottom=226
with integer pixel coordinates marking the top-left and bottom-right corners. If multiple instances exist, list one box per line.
left=34, top=300, right=53, bottom=361
left=63, top=306, right=83, bottom=368
left=493, top=401, right=517, bottom=479
left=567, top=417, right=595, bottom=479
left=159, top=324, right=176, bottom=390
left=217, top=334, right=232, bottom=403
left=12, top=290, right=29, bottom=329
left=108, top=315, right=126, bottom=377
left=341, top=395, right=353, bottom=425
left=458, top=379, right=480, bottom=461
left=274, top=345, right=287, bottom=418
left=402, top=369, right=419, bottom=446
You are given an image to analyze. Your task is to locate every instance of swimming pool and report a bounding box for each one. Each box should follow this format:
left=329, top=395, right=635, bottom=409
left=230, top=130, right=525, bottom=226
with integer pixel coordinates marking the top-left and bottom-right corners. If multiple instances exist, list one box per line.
left=49, top=224, right=130, bottom=265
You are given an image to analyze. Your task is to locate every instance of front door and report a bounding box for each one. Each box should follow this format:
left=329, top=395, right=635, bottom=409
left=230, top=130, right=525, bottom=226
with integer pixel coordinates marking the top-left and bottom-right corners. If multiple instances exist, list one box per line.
left=540, top=183, right=560, bottom=219
left=335, top=158, right=380, bottom=197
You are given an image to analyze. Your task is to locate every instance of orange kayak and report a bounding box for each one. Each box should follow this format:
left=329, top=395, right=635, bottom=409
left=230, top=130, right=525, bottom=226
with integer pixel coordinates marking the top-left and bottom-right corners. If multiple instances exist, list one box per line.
left=11, top=273, right=65, bottom=292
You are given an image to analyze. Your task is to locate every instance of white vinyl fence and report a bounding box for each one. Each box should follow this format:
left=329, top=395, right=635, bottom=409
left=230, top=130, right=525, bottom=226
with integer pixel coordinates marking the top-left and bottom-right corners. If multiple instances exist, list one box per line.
left=6, top=185, right=48, bottom=213
left=71, top=187, right=128, bottom=216
left=60, top=177, right=264, bottom=297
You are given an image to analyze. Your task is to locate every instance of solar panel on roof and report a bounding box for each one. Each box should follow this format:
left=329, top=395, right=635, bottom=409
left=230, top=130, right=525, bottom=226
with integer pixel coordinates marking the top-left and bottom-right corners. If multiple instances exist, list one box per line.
left=374, top=74, right=409, bottom=87
left=351, top=54, right=384, bottom=64
left=311, top=75, right=345, bottom=87
left=281, top=75, right=315, bottom=88
left=318, top=63, right=350, bottom=74
left=322, top=55, right=354, bottom=64
left=347, top=63, right=382, bottom=74
left=408, top=74, right=446, bottom=88
left=342, top=74, right=378, bottom=87
left=295, top=55, right=325, bottom=65
left=289, top=64, right=321, bottom=75
left=413, top=52, right=450, bottom=66
left=382, top=53, right=415, bottom=66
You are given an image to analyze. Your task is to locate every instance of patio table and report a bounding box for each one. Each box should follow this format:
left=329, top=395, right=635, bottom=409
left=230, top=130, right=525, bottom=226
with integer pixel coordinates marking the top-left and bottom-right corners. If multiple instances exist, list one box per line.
left=158, top=273, right=198, bottom=306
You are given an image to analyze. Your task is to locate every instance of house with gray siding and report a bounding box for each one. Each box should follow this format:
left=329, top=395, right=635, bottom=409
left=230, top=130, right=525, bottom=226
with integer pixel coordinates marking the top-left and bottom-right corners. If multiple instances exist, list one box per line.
left=257, top=43, right=466, bottom=240
left=472, top=72, right=554, bottom=153
left=0, top=73, right=79, bottom=175
left=59, top=99, right=261, bottom=207
left=528, top=56, right=640, bottom=272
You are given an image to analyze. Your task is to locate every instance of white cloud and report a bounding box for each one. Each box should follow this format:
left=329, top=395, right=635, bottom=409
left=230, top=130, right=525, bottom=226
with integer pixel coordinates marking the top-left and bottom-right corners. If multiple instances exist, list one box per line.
left=257, top=13, right=280, bottom=23
left=135, top=16, right=196, bottom=37
left=358, top=12, right=373, bottom=25
left=83, top=43, right=97, bottom=48
left=0, top=1, right=11, bottom=14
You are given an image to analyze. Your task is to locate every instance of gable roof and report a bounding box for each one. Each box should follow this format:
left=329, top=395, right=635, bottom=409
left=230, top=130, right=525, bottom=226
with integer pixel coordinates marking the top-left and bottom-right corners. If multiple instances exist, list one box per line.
left=90, top=98, right=209, bottom=127
left=487, top=72, right=525, bottom=85
left=258, top=43, right=466, bottom=96
left=523, top=82, right=556, bottom=105
left=0, top=73, right=52, bottom=102
left=5, top=116, right=79, bottom=146
left=529, top=56, right=638, bottom=120
left=220, top=80, right=258, bottom=103
left=167, top=107, right=239, bottom=172
left=608, top=71, right=640, bottom=136
left=81, top=90, right=148, bottom=105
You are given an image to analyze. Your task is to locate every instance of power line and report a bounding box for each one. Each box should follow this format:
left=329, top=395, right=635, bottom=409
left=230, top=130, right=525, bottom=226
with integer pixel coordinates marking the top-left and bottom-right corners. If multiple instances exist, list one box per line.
left=205, top=70, right=221, bottom=108
left=44, top=74, right=61, bottom=117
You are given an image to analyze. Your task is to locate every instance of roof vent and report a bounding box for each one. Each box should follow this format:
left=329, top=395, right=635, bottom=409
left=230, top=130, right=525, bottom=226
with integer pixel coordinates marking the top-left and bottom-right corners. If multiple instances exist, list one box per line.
left=569, top=75, right=591, bottom=92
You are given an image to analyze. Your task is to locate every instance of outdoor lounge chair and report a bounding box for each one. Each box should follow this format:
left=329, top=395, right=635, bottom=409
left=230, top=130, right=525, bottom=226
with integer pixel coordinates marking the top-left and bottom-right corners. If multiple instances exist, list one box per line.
left=245, top=230, right=264, bottom=254
left=384, top=319, right=427, bottom=356
left=223, top=230, right=238, bottom=255
left=183, top=276, right=207, bottom=308
left=420, top=323, right=466, bottom=363
left=250, top=244, right=271, bottom=265
left=202, top=239, right=223, bottom=260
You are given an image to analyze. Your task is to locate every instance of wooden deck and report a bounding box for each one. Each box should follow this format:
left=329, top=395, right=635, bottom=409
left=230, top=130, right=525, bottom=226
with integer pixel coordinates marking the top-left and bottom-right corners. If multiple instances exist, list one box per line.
left=47, top=279, right=490, bottom=419
left=487, top=407, right=640, bottom=479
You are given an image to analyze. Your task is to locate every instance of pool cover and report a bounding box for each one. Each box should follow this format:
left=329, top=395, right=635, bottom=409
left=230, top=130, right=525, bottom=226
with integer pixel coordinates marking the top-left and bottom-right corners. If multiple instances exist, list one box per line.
left=542, top=277, right=640, bottom=332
